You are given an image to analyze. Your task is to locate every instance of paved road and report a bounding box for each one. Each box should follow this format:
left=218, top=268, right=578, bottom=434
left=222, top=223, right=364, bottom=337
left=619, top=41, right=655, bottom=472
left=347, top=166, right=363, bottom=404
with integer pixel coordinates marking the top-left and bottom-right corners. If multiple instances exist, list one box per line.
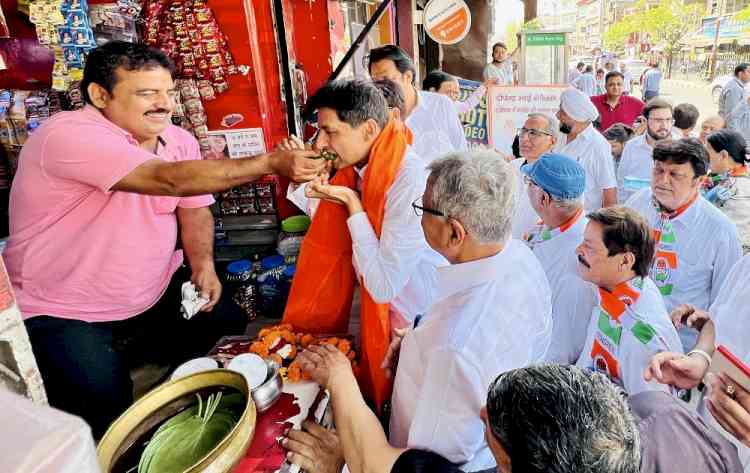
left=638, top=80, right=720, bottom=123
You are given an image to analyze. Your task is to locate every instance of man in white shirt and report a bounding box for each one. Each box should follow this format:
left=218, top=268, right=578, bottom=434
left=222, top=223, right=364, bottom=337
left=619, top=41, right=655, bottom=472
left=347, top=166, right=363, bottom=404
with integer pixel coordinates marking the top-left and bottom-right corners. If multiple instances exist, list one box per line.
left=568, top=61, right=584, bottom=84
left=575, top=206, right=682, bottom=394
left=521, top=153, right=597, bottom=363
left=510, top=113, right=558, bottom=238
left=483, top=42, right=514, bottom=85
left=572, top=65, right=597, bottom=97
left=620, top=62, right=633, bottom=95
left=388, top=150, right=552, bottom=472
left=718, top=63, right=750, bottom=131
left=369, top=45, right=468, bottom=162
left=624, top=138, right=742, bottom=350
left=556, top=88, right=618, bottom=211
left=617, top=98, right=673, bottom=202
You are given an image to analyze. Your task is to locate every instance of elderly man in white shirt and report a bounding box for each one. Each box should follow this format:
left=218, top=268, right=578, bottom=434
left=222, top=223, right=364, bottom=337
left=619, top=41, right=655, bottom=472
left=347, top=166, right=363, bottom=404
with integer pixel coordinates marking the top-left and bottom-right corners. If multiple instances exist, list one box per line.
left=556, top=88, right=618, bottom=211
left=624, top=138, right=742, bottom=350
left=509, top=113, right=558, bottom=238
left=521, top=153, right=597, bottom=364
left=617, top=99, right=674, bottom=202
left=575, top=206, right=682, bottom=394
left=369, top=45, right=468, bottom=163
left=387, top=150, right=552, bottom=472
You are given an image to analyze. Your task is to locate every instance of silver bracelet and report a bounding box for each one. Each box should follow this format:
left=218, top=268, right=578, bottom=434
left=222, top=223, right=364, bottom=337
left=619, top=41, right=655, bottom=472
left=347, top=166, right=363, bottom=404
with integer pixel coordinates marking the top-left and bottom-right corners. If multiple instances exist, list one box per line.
left=687, top=349, right=713, bottom=367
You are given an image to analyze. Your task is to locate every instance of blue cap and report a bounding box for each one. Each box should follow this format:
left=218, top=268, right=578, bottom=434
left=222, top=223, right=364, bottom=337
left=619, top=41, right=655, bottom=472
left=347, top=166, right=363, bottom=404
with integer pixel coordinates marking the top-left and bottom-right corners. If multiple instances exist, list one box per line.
left=521, top=153, right=585, bottom=200
left=227, top=259, right=251, bottom=274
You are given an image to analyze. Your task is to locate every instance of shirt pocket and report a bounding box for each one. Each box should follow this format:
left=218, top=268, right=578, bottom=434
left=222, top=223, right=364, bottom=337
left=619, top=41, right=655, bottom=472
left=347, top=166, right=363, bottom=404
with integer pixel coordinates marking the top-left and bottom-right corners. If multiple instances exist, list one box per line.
left=675, top=258, right=713, bottom=303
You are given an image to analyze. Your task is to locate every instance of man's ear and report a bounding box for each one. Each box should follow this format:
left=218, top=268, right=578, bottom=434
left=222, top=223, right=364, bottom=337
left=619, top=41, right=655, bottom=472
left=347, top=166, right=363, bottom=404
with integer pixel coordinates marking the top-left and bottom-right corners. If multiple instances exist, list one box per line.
left=621, top=251, right=636, bottom=273
left=363, top=118, right=381, bottom=142
left=448, top=217, right=467, bottom=249
left=87, top=83, right=110, bottom=109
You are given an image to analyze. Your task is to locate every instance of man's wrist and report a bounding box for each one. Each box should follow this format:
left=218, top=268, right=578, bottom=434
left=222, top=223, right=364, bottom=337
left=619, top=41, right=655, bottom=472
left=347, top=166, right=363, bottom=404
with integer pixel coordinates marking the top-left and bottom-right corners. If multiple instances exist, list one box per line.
left=344, top=190, right=364, bottom=215
left=191, top=260, right=216, bottom=274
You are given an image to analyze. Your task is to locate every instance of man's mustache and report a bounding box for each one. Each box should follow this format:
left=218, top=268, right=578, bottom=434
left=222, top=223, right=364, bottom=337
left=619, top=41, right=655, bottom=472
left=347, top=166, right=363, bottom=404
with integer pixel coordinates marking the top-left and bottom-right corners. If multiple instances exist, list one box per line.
left=577, top=254, right=590, bottom=268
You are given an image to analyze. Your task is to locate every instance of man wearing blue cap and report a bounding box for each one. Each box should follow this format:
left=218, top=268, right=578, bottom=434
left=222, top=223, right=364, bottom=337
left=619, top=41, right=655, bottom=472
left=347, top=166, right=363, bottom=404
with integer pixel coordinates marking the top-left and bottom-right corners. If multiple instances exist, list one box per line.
left=521, top=153, right=597, bottom=364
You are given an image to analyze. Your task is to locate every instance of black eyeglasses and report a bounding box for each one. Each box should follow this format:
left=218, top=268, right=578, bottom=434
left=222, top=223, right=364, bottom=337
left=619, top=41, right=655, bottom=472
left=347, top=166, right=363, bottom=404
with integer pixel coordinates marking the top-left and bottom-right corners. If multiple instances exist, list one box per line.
left=412, top=197, right=445, bottom=217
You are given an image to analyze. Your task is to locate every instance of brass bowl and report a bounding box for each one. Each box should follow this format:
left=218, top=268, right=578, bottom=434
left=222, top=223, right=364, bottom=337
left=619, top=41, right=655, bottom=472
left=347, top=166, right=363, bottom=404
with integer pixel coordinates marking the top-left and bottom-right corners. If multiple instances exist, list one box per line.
left=97, top=369, right=256, bottom=473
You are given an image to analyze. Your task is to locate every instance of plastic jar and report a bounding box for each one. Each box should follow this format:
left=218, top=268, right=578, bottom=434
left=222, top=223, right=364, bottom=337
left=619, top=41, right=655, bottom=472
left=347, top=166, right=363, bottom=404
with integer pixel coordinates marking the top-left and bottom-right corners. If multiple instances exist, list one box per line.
left=277, top=215, right=311, bottom=257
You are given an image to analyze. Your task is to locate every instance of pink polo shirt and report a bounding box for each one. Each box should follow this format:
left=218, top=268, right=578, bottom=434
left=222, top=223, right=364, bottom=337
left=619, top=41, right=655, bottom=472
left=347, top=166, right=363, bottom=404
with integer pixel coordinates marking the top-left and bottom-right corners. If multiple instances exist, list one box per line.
left=4, top=105, right=214, bottom=323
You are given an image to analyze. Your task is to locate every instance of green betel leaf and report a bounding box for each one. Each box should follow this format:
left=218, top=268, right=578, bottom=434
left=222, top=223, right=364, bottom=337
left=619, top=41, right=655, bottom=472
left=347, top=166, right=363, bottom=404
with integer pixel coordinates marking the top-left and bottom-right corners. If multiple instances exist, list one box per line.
left=138, top=392, right=241, bottom=473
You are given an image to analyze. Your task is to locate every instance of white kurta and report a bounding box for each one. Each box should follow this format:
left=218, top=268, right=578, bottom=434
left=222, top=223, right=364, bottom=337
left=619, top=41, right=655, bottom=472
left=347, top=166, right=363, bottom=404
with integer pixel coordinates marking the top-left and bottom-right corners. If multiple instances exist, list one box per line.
left=406, top=91, right=468, bottom=164
left=616, top=133, right=654, bottom=203
left=531, top=215, right=598, bottom=364
left=389, top=239, right=552, bottom=471
left=509, top=158, right=541, bottom=238
left=625, top=189, right=743, bottom=349
left=575, top=276, right=683, bottom=395
left=558, top=124, right=618, bottom=212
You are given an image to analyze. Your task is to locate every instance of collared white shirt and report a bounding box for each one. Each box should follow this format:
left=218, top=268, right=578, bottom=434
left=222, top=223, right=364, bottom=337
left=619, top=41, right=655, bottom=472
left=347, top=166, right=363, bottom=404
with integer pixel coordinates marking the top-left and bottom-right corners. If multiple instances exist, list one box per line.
left=625, top=188, right=742, bottom=349
left=347, top=148, right=448, bottom=322
left=510, top=158, right=540, bottom=238
left=483, top=60, right=513, bottom=85
left=572, top=73, right=597, bottom=97
left=558, top=124, right=618, bottom=212
left=390, top=239, right=552, bottom=471
left=532, top=215, right=598, bottom=364
left=616, top=133, right=653, bottom=203
left=575, top=276, right=683, bottom=395
left=406, top=91, right=468, bottom=164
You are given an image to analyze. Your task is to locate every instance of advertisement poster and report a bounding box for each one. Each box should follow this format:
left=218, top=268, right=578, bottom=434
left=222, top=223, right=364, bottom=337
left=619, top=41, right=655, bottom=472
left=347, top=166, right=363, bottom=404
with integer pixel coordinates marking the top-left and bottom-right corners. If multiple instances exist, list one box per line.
left=457, top=79, right=488, bottom=149
left=204, top=128, right=266, bottom=160
left=487, top=86, right=566, bottom=155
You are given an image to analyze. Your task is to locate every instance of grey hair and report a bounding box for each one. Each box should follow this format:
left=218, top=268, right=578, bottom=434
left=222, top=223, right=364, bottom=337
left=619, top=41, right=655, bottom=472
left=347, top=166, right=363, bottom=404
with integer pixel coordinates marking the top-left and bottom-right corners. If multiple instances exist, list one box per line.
left=426, top=151, right=517, bottom=244
left=487, top=364, right=641, bottom=473
left=527, top=112, right=558, bottom=135
left=552, top=196, right=583, bottom=212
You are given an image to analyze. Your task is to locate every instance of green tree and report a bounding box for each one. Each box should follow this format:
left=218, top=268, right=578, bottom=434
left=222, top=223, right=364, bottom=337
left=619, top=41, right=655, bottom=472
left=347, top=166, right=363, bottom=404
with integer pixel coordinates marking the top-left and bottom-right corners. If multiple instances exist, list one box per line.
left=604, top=0, right=705, bottom=77
left=504, top=19, right=523, bottom=52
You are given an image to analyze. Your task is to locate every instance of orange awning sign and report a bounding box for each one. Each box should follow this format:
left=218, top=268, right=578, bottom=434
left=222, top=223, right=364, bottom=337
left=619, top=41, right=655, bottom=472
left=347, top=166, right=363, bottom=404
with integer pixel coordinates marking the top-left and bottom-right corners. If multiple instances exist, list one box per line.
left=423, top=0, right=472, bottom=45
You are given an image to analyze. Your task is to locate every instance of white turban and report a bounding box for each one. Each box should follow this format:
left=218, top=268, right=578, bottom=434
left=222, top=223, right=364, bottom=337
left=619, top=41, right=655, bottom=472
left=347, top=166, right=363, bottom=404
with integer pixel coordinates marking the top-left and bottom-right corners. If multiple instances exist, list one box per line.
left=560, top=87, right=599, bottom=123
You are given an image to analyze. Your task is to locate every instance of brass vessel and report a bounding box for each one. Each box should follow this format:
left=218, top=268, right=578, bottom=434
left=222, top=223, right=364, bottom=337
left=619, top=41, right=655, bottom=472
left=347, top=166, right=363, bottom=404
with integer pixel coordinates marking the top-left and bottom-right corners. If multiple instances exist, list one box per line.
left=97, top=369, right=256, bottom=473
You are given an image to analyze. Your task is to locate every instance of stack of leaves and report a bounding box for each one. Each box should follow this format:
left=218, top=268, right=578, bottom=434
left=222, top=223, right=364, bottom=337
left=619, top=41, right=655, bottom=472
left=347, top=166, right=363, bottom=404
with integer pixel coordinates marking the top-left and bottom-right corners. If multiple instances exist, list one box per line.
left=137, top=392, right=244, bottom=473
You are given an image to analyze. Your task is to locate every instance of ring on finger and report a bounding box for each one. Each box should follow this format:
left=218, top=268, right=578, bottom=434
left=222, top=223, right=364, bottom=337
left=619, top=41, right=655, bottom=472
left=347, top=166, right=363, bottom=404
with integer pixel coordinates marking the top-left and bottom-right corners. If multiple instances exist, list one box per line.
left=726, top=384, right=737, bottom=399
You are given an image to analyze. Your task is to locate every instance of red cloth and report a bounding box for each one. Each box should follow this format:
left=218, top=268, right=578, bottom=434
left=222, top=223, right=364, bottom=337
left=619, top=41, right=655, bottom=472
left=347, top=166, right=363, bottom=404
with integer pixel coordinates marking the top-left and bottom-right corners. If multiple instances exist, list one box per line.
left=591, top=94, right=645, bottom=132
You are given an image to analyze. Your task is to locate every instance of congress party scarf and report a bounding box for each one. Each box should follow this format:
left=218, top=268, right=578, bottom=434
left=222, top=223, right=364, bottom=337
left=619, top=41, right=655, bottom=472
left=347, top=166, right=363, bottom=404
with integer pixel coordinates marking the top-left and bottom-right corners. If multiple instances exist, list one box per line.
left=703, top=165, right=748, bottom=206
left=590, top=277, right=668, bottom=386
left=650, top=192, right=698, bottom=297
left=522, top=208, right=583, bottom=250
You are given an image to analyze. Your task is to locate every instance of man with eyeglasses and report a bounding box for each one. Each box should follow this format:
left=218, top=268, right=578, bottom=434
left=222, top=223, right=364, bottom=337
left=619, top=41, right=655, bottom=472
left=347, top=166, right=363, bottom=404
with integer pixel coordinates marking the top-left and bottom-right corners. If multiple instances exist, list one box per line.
left=386, top=150, right=551, bottom=472
left=521, top=153, right=597, bottom=363
left=556, top=88, right=618, bottom=212
left=509, top=113, right=558, bottom=238
left=624, top=139, right=742, bottom=351
left=616, top=99, right=674, bottom=203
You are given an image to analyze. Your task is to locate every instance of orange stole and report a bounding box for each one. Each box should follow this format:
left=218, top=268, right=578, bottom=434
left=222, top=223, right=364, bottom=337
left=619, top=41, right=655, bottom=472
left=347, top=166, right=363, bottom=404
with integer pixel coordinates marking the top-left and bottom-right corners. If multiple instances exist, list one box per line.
left=283, top=119, right=413, bottom=411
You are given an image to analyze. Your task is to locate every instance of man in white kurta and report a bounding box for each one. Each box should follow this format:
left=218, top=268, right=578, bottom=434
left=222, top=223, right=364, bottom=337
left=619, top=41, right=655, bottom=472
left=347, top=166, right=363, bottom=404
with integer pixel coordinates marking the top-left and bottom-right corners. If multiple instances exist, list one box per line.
left=624, top=139, right=742, bottom=350
left=520, top=153, right=597, bottom=363
left=389, top=151, right=552, bottom=472
left=510, top=113, right=558, bottom=238
left=616, top=99, right=673, bottom=202
left=574, top=207, right=682, bottom=395
left=556, top=88, right=618, bottom=212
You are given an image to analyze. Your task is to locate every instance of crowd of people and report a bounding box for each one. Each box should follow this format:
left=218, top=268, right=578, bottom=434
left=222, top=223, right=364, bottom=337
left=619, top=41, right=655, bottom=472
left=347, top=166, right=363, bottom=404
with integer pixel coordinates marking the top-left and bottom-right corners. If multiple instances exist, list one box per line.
left=6, top=38, right=750, bottom=473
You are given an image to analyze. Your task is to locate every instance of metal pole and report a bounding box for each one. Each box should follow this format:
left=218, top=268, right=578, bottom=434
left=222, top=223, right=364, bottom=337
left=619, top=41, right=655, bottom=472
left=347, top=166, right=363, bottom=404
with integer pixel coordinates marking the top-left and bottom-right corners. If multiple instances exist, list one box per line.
left=710, top=16, right=721, bottom=81
left=329, top=0, right=394, bottom=82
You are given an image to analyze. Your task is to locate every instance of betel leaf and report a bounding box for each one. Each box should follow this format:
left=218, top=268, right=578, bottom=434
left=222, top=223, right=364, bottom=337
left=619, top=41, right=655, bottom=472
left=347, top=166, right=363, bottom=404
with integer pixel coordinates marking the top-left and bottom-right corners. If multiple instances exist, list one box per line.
left=138, top=392, right=243, bottom=473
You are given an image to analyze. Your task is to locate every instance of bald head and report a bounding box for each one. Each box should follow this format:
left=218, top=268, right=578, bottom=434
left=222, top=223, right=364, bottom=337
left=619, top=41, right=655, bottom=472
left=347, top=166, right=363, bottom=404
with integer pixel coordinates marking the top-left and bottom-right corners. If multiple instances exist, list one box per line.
left=699, top=115, right=726, bottom=143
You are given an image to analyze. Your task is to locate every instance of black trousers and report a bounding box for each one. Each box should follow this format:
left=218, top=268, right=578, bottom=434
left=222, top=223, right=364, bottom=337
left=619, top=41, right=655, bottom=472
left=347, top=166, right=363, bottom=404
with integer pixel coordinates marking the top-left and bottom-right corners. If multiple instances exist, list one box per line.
left=24, top=266, right=246, bottom=439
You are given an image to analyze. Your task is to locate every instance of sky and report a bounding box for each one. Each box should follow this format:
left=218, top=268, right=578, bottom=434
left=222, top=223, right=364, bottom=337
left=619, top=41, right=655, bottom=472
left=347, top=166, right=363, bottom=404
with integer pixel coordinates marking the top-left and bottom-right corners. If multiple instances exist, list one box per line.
left=491, top=0, right=525, bottom=45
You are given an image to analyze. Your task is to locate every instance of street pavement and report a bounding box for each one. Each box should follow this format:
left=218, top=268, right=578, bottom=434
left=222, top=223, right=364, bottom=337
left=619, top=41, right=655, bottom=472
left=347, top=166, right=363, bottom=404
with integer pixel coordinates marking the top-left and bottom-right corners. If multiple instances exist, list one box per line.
left=640, top=79, right=719, bottom=123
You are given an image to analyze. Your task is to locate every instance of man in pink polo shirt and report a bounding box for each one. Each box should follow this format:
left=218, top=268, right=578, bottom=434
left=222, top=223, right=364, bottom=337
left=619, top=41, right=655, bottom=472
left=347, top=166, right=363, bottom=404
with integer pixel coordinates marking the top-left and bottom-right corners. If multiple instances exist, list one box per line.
left=5, top=41, right=323, bottom=437
left=591, top=71, right=644, bottom=132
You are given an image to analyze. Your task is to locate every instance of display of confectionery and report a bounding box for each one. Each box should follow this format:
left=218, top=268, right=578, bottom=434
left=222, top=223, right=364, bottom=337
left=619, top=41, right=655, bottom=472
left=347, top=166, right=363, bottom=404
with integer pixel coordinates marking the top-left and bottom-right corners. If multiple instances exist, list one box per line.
left=142, top=0, right=238, bottom=100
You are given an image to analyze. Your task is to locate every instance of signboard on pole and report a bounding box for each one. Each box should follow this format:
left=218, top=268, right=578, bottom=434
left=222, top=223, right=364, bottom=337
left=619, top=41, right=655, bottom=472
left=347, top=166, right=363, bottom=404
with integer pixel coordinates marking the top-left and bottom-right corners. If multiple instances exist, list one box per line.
left=423, top=0, right=471, bottom=45
left=487, top=86, right=567, bottom=155
left=457, top=78, right=488, bottom=148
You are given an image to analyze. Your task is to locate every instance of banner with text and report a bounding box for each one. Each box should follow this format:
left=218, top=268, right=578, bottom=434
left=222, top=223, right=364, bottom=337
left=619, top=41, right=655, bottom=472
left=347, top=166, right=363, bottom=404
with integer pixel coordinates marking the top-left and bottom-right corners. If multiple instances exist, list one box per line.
left=488, top=86, right=566, bottom=155
left=457, top=79, right=488, bottom=149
